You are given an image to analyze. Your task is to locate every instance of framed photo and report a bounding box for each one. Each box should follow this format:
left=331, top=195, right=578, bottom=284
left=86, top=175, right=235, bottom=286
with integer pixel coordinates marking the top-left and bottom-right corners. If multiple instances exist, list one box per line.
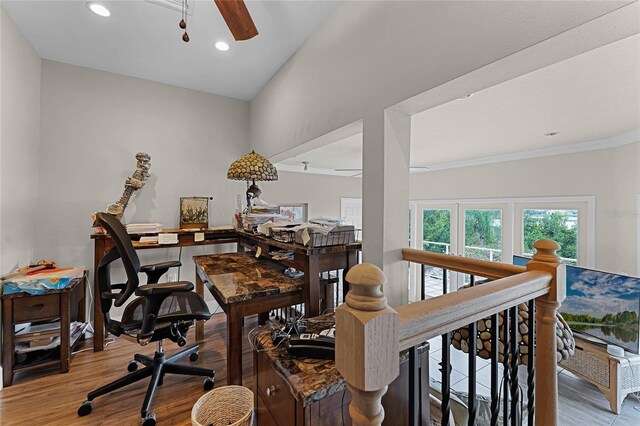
left=278, top=203, right=308, bottom=222
left=180, top=197, right=209, bottom=229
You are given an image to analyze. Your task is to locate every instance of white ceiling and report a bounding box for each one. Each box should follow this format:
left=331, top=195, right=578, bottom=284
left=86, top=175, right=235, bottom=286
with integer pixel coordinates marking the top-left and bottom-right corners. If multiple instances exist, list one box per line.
left=2, top=0, right=339, bottom=101
left=410, top=34, right=640, bottom=167
left=276, top=34, right=640, bottom=174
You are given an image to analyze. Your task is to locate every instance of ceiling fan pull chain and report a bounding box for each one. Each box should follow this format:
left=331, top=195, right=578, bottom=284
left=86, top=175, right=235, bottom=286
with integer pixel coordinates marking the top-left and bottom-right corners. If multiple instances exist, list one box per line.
left=180, top=0, right=189, bottom=42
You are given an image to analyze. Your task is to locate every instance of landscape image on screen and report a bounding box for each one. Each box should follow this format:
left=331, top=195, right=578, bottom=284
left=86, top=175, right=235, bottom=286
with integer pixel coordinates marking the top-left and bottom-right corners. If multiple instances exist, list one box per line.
left=561, top=266, right=640, bottom=353
left=513, top=256, right=640, bottom=354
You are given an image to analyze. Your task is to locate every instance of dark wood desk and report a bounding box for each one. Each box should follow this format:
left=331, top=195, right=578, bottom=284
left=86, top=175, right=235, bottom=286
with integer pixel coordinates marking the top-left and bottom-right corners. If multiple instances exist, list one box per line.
left=235, top=230, right=361, bottom=318
left=2, top=273, right=86, bottom=386
left=194, top=252, right=303, bottom=385
left=91, top=227, right=237, bottom=351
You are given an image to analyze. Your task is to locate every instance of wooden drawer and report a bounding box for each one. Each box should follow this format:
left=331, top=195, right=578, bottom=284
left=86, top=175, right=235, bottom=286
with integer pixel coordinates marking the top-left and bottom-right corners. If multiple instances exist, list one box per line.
left=257, top=394, right=280, bottom=426
left=13, top=294, right=60, bottom=323
left=257, top=352, right=296, bottom=426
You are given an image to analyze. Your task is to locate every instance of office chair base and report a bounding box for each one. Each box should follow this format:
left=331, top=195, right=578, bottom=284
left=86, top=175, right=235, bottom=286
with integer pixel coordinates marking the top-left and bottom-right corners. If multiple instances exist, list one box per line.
left=77, top=343, right=214, bottom=422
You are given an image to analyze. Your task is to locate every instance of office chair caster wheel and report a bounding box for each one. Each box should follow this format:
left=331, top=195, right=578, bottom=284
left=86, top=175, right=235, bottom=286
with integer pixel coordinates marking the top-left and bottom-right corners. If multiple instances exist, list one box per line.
left=142, top=412, right=156, bottom=426
left=127, top=360, right=138, bottom=372
left=77, top=400, right=93, bottom=416
left=177, top=336, right=187, bottom=347
left=203, top=377, right=215, bottom=391
left=189, top=351, right=199, bottom=362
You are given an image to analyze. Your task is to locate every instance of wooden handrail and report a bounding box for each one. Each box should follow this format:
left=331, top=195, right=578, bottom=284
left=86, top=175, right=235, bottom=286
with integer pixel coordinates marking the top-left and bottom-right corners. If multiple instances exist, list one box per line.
left=397, top=270, right=552, bottom=351
left=403, top=247, right=526, bottom=279
left=338, top=240, right=565, bottom=426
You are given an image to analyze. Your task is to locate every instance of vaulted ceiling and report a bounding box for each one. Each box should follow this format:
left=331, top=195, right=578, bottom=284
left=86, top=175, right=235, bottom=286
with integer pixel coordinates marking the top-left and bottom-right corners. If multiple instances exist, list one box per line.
left=2, top=0, right=339, bottom=100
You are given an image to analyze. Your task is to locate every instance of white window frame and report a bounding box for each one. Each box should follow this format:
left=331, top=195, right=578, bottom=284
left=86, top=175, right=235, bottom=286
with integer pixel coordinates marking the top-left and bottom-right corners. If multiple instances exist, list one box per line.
left=410, top=196, right=595, bottom=299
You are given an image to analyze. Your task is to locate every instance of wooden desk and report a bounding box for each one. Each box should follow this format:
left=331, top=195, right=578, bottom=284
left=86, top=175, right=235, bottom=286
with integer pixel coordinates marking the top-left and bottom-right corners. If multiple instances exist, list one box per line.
left=194, top=253, right=303, bottom=385
left=91, top=227, right=237, bottom=351
left=2, top=273, right=86, bottom=386
left=235, top=230, right=361, bottom=318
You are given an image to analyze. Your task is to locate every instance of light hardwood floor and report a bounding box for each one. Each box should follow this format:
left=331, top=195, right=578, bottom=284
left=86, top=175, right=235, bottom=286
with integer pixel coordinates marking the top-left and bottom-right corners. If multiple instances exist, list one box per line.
left=1, top=313, right=257, bottom=426
left=1, top=313, right=638, bottom=425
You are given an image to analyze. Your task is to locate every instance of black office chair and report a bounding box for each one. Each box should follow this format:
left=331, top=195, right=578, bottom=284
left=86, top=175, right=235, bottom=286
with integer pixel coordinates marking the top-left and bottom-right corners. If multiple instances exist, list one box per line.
left=78, top=212, right=214, bottom=426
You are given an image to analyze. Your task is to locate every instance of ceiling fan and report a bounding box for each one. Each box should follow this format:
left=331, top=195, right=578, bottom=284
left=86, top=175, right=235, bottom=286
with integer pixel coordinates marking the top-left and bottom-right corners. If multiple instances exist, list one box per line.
left=169, top=0, right=258, bottom=42
left=213, top=0, right=258, bottom=41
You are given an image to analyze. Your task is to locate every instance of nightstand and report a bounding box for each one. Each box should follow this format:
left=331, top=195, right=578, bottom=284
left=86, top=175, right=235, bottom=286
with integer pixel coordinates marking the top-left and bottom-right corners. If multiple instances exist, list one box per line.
left=1, top=272, right=86, bottom=386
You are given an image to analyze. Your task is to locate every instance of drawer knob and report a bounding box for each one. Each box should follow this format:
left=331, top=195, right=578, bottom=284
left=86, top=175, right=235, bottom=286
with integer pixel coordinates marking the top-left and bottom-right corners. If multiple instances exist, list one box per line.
left=266, top=385, right=278, bottom=397
left=31, top=304, right=45, bottom=311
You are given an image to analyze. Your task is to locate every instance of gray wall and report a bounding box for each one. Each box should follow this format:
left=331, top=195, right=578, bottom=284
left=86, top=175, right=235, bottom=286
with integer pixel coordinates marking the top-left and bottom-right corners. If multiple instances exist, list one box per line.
left=37, top=60, right=249, bottom=311
left=0, top=8, right=42, bottom=275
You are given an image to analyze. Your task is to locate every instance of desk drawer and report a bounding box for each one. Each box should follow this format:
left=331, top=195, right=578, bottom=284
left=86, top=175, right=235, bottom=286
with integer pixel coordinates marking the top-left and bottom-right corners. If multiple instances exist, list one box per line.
left=257, top=352, right=296, bottom=426
left=13, top=294, right=60, bottom=322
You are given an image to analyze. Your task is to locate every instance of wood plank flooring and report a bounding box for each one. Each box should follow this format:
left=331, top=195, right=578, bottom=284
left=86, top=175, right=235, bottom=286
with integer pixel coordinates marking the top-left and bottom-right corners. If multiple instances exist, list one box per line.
left=0, top=313, right=256, bottom=426
left=2, top=313, right=638, bottom=425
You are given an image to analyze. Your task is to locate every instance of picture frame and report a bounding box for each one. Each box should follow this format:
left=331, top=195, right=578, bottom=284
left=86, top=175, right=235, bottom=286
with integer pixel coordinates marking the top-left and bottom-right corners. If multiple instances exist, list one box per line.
left=278, top=203, right=308, bottom=222
left=180, top=197, right=209, bottom=229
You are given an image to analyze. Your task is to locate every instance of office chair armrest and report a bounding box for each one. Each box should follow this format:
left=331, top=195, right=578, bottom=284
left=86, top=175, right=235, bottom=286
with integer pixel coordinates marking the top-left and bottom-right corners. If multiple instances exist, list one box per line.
left=140, top=260, right=182, bottom=284
left=140, top=260, right=182, bottom=273
left=135, top=281, right=194, bottom=297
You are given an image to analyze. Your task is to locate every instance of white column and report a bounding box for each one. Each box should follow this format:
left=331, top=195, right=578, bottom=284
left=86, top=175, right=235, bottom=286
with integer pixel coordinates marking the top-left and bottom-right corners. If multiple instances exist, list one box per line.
left=361, top=108, right=411, bottom=307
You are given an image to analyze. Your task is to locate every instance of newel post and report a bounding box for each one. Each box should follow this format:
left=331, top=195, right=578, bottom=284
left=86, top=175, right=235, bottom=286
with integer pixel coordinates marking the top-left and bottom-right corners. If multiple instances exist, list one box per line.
left=526, top=240, right=566, bottom=426
left=336, top=264, right=400, bottom=426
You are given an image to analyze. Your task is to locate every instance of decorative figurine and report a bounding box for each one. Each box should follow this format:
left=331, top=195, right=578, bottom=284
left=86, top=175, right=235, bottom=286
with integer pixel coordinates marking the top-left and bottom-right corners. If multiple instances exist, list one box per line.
left=106, top=152, right=151, bottom=220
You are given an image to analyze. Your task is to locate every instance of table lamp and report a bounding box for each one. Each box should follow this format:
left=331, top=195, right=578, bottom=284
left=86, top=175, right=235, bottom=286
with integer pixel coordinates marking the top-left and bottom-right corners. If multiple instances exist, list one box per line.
left=227, top=150, right=278, bottom=212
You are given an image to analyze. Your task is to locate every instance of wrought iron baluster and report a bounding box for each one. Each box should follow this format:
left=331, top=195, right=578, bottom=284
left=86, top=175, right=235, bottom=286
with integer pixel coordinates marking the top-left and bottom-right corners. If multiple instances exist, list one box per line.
left=510, top=305, right=520, bottom=426
left=490, top=312, right=500, bottom=426
left=502, top=308, right=511, bottom=424
left=409, top=345, right=419, bottom=426
left=421, top=343, right=431, bottom=425
left=468, top=275, right=477, bottom=426
left=527, top=299, right=535, bottom=425
left=443, top=269, right=448, bottom=295
left=441, top=332, right=452, bottom=426
left=421, top=264, right=426, bottom=300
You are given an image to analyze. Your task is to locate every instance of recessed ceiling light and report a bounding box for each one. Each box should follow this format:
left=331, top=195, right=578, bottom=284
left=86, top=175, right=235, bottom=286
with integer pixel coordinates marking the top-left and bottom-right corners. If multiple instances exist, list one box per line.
left=544, top=132, right=559, bottom=137
left=215, top=41, right=230, bottom=51
left=457, top=93, right=474, bottom=100
left=87, top=3, right=111, bottom=17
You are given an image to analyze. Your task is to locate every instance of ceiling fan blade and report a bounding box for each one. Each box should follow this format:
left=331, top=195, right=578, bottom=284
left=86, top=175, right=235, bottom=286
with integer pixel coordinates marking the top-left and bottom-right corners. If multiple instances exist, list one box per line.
left=214, top=0, right=258, bottom=41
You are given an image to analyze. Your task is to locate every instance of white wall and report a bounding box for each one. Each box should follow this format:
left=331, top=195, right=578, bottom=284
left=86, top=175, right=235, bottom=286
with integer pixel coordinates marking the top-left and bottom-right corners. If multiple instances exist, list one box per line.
left=37, top=60, right=249, bottom=312
left=0, top=7, right=42, bottom=275
left=260, top=171, right=361, bottom=219
left=409, top=142, right=640, bottom=276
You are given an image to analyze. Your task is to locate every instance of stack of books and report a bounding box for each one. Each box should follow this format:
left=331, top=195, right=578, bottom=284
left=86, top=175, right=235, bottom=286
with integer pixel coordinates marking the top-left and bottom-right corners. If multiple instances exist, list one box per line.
left=125, top=223, right=163, bottom=234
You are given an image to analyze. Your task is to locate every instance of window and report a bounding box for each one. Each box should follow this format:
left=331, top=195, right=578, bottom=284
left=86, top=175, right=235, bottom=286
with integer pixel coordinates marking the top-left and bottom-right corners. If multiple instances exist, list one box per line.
left=410, top=196, right=594, bottom=301
left=522, top=209, right=578, bottom=265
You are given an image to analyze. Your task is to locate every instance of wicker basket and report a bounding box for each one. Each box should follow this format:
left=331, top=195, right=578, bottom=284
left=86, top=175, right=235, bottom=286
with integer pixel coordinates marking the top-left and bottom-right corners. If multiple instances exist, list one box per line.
left=191, top=385, right=254, bottom=426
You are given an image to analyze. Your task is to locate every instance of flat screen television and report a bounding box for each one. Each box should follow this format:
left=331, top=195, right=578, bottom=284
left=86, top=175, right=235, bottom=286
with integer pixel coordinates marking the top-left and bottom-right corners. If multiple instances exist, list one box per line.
left=513, top=255, right=640, bottom=354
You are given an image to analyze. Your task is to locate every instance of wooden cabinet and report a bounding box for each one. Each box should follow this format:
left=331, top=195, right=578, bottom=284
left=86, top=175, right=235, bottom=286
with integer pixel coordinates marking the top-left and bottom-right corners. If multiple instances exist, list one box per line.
left=1, top=273, right=86, bottom=386
left=254, top=347, right=429, bottom=426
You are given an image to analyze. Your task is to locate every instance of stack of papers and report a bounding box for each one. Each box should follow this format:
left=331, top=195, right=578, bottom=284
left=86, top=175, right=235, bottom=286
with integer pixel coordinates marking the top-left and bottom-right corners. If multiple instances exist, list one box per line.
left=242, top=214, right=289, bottom=231
left=126, top=223, right=163, bottom=234
left=15, top=321, right=88, bottom=354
